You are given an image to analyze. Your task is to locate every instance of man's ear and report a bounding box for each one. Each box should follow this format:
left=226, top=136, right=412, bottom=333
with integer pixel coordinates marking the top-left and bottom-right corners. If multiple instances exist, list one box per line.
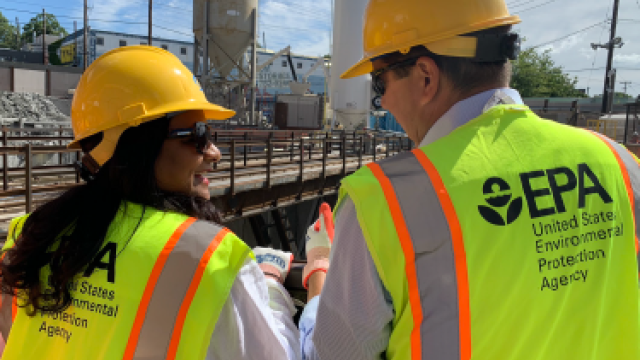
left=414, top=56, right=440, bottom=106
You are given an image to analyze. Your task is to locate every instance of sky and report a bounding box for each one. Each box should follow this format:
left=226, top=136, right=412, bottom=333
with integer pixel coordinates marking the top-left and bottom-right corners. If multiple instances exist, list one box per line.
left=1, top=0, right=639, bottom=97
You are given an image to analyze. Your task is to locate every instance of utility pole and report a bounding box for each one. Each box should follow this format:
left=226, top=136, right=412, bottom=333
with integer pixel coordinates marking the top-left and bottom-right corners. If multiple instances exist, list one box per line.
left=42, top=9, right=48, bottom=65
left=74, top=21, right=78, bottom=66
left=83, top=0, right=88, bottom=70
left=15, top=18, right=20, bottom=50
left=598, top=0, right=620, bottom=114
left=250, top=8, right=257, bottom=125
left=620, top=81, right=632, bottom=95
left=148, top=0, right=153, bottom=45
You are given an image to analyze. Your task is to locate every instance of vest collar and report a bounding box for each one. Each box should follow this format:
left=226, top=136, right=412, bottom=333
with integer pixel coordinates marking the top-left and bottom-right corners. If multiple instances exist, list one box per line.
left=419, top=88, right=524, bottom=148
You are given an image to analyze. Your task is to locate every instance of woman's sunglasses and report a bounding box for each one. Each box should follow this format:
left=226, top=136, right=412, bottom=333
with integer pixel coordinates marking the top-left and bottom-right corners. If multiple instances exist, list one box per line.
left=166, top=122, right=213, bottom=154
left=371, top=57, right=420, bottom=96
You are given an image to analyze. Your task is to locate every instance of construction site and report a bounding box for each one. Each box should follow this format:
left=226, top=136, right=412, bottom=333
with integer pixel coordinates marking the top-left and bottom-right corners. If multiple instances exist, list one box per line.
left=0, top=0, right=640, bottom=357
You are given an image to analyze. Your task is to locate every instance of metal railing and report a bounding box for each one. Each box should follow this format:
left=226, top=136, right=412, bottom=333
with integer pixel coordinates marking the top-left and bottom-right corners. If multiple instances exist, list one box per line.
left=0, top=127, right=412, bottom=226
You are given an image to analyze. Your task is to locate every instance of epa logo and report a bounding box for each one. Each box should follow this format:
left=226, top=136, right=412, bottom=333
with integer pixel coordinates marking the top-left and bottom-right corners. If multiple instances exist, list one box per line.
left=478, top=177, right=523, bottom=226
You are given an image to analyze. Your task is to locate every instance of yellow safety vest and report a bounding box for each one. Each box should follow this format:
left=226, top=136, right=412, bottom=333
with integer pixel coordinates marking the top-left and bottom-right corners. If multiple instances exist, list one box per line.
left=0, top=202, right=251, bottom=360
left=338, top=104, right=640, bottom=360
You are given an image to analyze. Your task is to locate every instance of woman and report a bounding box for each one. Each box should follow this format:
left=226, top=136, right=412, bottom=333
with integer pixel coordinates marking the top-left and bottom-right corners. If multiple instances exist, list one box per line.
left=0, top=46, right=300, bottom=359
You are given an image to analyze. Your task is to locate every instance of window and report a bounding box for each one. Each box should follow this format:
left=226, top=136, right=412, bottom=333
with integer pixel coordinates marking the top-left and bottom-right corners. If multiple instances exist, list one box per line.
left=161, top=44, right=168, bottom=50
left=96, top=37, right=104, bottom=46
left=180, top=47, right=187, bottom=55
left=297, top=62, right=302, bottom=69
left=282, top=60, right=287, bottom=67
left=119, top=40, right=127, bottom=47
left=140, top=42, right=147, bottom=45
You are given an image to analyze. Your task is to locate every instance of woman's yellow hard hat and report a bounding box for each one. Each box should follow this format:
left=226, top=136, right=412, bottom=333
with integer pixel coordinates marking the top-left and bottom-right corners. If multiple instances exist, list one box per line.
left=70, top=45, right=234, bottom=167
left=341, top=0, right=521, bottom=79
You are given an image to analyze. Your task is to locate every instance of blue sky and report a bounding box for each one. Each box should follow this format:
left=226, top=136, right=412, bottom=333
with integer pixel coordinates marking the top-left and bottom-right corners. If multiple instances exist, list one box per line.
left=1, top=0, right=639, bottom=96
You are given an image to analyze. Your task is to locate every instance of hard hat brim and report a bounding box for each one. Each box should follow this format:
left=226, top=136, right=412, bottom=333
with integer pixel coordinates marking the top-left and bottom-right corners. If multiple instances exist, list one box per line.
left=68, top=101, right=235, bottom=149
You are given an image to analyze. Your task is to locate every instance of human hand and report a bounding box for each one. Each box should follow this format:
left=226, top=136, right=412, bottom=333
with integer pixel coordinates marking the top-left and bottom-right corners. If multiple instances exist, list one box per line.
left=302, top=202, right=334, bottom=289
left=254, top=247, right=294, bottom=284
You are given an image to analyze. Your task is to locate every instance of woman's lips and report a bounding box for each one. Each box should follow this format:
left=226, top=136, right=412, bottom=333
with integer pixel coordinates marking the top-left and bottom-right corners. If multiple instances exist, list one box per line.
left=194, top=174, right=210, bottom=186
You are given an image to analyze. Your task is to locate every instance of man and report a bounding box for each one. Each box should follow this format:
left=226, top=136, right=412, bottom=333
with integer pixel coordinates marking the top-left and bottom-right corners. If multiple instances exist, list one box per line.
left=300, top=0, right=640, bottom=359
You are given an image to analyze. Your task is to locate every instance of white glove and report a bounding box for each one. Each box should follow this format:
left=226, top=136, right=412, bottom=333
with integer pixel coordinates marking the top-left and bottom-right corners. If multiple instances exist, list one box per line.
left=302, top=202, right=334, bottom=289
left=254, top=247, right=294, bottom=284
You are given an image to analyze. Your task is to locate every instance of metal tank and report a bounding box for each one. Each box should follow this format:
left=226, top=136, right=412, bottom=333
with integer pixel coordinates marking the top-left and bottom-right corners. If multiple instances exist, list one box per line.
left=330, top=0, right=371, bottom=131
left=193, top=0, right=257, bottom=79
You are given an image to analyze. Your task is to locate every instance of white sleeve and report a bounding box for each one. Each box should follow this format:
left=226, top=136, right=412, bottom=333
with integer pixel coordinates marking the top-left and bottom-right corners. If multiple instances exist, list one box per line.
left=206, top=257, right=301, bottom=360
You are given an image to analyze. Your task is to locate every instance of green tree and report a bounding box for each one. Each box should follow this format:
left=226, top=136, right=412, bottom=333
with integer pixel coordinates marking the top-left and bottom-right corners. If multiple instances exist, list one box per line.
left=21, top=13, right=68, bottom=45
left=511, top=47, right=586, bottom=98
left=0, top=11, right=18, bottom=50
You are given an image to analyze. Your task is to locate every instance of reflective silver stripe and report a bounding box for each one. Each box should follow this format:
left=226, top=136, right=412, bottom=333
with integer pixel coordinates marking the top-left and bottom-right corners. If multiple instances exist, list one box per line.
left=0, top=294, right=13, bottom=340
left=591, top=134, right=640, bottom=270
left=377, top=152, right=461, bottom=359
left=132, top=220, right=225, bottom=359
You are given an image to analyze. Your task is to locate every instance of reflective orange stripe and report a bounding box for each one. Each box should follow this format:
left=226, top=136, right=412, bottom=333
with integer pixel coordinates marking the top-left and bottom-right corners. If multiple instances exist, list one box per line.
left=367, top=163, right=423, bottom=360
left=123, top=217, right=197, bottom=360
left=165, top=228, right=230, bottom=360
left=1, top=252, right=18, bottom=321
left=588, top=132, right=639, bottom=250
left=412, top=149, right=472, bottom=360
left=11, top=297, right=17, bottom=321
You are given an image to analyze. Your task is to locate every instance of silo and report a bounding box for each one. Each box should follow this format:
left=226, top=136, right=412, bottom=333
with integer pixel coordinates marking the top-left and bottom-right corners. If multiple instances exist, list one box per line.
left=193, top=0, right=258, bottom=79
left=330, top=0, right=371, bottom=130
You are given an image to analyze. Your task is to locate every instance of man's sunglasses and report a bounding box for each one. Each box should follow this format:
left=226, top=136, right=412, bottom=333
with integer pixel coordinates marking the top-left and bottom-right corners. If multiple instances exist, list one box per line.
left=166, top=122, right=213, bottom=154
left=371, top=57, right=420, bottom=96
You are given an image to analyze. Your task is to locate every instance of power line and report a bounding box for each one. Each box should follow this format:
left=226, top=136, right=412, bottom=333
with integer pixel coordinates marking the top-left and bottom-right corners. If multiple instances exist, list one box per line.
left=260, top=23, right=329, bottom=32
left=517, top=0, right=560, bottom=13
left=152, top=24, right=192, bottom=37
left=0, top=5, right=146, bottom=24
left=528, top=21, right=606, bottom=49
left=564, top=67, right=640, bottom=72
left=509, top=0, right=545, bottom=9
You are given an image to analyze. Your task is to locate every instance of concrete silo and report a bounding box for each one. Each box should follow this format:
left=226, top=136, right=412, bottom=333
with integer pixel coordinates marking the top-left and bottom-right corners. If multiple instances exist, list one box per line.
left=193, top=0, right=259, bottom=123
left=330, top=0, right=372, bottom=131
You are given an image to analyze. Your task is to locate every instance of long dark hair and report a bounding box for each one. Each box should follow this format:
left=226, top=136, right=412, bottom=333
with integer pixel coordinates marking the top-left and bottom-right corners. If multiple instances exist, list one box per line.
left=0, top=116, right=222, bottom=315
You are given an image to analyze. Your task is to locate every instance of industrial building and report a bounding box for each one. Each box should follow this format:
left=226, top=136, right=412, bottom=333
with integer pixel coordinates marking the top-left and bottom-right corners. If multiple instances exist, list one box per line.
left=55, top=29, right=327, bottom=96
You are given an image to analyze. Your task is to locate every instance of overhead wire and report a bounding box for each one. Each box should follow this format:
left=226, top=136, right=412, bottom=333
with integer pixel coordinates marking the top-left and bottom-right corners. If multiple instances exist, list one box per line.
left=527, top=21, right=606, bottom=49
left=517, top=0, right=560, bottom=13
left=0, top=5, right=146, bottom=24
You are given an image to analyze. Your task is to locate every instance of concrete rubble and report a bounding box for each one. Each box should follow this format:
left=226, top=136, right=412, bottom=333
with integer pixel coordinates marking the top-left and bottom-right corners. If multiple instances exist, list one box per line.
left=0, top=92, right=70, bottom=123
left=0, top=92, right=76, bottom=169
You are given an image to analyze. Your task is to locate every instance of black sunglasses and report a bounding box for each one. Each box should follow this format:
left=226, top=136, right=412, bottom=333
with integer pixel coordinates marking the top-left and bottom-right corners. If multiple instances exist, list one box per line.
left=167, top=122, right=213, bottom=154
left=371, top=57, right=420, bottom=96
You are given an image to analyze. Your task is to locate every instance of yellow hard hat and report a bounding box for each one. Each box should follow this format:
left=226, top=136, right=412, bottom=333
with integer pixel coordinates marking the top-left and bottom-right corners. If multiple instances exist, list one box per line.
left=70, top=45, right=234, bottom=168
left=341, top=0, right=521, bottom=79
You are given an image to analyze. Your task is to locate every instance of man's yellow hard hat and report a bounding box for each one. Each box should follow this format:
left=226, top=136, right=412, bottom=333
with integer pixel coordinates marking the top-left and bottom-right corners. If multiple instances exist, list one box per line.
left=341, top=0, right=521, bottom=79
left=70, top=45, right=234, bottom=167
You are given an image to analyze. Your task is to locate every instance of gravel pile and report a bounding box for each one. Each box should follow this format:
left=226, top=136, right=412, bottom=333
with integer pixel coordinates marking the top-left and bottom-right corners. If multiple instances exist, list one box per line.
left=0, top=92, right=75, bottom=169
left=0, top=92, right=70, bottom=122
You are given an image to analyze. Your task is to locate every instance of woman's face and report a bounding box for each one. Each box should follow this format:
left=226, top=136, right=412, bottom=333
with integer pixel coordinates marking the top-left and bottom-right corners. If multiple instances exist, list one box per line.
left=154, top=110, right=221, bottom=200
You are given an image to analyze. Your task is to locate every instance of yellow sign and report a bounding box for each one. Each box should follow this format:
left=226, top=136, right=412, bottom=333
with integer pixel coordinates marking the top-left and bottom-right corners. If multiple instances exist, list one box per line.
left=59, top=43, right=76, bottom=64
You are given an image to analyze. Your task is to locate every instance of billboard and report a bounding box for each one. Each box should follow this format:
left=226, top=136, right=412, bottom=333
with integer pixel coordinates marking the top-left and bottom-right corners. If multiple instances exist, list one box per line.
left=59, top=43, right=76, bottom=65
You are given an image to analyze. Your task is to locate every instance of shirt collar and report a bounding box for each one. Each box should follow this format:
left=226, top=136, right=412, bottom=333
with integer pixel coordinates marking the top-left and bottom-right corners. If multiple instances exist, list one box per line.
left=418, top=88, right=523, bottom=148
